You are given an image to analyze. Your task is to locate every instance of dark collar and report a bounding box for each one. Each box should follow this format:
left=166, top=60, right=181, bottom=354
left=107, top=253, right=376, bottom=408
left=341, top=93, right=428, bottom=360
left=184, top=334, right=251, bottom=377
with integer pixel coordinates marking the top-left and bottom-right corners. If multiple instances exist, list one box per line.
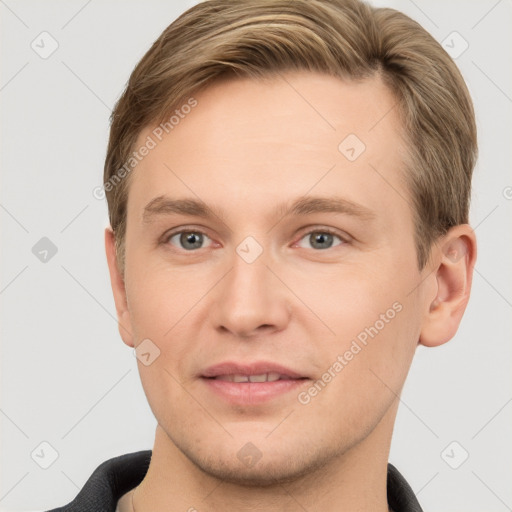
left=45, top=450, right=423, bottom=511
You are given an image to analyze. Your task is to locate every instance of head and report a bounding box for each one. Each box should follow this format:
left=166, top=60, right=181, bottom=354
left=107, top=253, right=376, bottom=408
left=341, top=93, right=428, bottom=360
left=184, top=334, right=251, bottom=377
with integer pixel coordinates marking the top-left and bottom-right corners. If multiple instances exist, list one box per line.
left=104, top=0, right=477, bottom=485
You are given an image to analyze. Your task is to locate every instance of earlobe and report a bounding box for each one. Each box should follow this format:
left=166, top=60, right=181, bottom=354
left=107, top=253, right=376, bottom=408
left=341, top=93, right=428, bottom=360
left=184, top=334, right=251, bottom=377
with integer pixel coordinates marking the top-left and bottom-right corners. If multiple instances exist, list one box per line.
left=419, top=225, right=477, bottom=348
left=104, top=227, right=135, bottom=347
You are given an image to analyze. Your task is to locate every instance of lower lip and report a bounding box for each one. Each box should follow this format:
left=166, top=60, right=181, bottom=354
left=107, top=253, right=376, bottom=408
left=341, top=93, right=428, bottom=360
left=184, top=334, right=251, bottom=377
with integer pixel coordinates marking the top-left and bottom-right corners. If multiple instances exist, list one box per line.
left=201, top=377, right=309, bottom=405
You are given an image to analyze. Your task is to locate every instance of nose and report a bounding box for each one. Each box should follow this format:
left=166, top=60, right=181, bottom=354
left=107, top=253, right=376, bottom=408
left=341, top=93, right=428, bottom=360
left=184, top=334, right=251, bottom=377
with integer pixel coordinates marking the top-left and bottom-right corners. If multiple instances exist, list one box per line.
left=211, top=243, right=292, bottom=339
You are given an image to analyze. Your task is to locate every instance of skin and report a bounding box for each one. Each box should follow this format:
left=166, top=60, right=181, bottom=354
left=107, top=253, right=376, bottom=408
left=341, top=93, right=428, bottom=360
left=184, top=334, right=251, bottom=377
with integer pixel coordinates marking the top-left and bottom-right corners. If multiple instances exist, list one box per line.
left=106, top=70, right=477, bottom=512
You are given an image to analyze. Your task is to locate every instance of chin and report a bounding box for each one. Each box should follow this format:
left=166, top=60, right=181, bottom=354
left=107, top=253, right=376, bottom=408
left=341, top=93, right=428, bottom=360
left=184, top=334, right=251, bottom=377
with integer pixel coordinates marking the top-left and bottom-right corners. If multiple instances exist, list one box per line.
left=178, top=436, right=340, bottom=487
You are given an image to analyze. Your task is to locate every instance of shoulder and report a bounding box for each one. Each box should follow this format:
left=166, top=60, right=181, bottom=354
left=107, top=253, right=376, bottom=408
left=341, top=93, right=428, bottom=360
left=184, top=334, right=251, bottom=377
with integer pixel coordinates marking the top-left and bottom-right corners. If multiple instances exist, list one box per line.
left=43, top=450, right=152, bottom=512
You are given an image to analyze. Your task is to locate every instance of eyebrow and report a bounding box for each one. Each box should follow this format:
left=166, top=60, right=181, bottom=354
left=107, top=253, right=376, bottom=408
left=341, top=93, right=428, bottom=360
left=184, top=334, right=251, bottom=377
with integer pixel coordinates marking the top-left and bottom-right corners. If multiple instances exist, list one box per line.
left=142, top=195, right=375, bottom=224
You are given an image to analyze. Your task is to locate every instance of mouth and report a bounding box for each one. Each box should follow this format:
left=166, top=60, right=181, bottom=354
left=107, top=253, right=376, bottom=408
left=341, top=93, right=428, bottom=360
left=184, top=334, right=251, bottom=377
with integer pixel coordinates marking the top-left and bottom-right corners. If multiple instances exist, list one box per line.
left=200, top=362, right=310, bottom=405
left=209, top=372, right=300, bottom=383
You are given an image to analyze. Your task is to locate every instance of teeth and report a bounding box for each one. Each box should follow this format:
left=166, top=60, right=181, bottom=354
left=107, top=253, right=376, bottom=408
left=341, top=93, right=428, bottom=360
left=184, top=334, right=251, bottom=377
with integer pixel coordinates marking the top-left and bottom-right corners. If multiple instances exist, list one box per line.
left=249, top=374, right=267, bottom=383
left=215, top=372, right=285, bottom=382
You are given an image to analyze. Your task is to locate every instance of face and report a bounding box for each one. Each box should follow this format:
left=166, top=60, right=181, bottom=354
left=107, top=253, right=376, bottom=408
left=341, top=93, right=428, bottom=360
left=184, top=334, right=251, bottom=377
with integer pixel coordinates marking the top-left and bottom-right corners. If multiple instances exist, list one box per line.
left=115, top=71, right=435, bottom=484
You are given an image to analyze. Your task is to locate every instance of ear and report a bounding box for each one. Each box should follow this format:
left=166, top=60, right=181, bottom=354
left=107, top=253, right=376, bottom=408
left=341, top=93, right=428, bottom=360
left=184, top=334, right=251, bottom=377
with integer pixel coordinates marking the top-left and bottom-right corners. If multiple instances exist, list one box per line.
left=105, top=227, right=135, bottom=347
left=419, top=224, right=477, bottom=347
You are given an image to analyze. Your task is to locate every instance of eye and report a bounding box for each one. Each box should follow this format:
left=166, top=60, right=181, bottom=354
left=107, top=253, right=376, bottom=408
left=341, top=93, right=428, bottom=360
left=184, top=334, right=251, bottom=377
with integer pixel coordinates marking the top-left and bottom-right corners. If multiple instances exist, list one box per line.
left=166, top=230, right=213, bottom=251
left=163, top=227, right=348, bottom=252
left=295, top=229, right=346, bottom=250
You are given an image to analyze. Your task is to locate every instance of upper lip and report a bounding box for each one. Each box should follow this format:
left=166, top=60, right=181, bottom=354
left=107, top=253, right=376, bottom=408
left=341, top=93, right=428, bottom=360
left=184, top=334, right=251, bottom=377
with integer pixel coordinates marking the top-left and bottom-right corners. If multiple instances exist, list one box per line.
left=201, top=361, right=307, bottom=379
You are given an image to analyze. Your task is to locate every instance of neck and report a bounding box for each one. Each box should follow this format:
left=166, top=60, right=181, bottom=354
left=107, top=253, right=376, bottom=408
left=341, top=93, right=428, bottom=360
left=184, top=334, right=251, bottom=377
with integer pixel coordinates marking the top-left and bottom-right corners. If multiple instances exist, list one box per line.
left=132, top=406, right=397, bottom=512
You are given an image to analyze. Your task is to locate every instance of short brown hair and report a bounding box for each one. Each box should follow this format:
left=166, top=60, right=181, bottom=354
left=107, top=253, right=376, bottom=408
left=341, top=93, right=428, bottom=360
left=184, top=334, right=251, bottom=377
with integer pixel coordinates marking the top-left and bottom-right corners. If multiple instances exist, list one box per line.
left=103, top=0, right=477, bottom=275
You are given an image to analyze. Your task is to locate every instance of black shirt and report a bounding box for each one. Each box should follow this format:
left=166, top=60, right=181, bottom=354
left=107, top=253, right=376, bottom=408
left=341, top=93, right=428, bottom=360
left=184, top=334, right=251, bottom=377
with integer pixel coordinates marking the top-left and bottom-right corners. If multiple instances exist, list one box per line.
left=45, top=450, right=423, bottom=511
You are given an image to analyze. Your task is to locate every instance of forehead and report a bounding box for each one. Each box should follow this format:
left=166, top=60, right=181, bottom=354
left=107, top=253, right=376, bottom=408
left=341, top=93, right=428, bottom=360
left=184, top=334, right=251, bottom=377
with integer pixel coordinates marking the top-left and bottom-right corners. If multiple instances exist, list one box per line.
left=126, top=70, right=411, bottom=226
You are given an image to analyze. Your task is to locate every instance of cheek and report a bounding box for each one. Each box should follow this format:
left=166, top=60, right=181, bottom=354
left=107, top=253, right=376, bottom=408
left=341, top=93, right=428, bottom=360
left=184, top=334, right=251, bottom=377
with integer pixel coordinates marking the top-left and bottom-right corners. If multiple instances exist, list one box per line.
left=309, top=260, right=421, bottom=386
left=312, top=268, right=405, bottom=341
left=299, top=282, right=420, bottom=437
left=124, top=252, right=201, bottom=341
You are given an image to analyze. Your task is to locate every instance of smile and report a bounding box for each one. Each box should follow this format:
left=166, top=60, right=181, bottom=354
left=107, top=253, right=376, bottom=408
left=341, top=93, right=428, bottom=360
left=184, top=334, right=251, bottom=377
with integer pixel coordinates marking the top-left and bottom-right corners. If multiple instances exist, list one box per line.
left=200, top=361, right=310, bottom=405
left=211, top=372, right=295, bottom=382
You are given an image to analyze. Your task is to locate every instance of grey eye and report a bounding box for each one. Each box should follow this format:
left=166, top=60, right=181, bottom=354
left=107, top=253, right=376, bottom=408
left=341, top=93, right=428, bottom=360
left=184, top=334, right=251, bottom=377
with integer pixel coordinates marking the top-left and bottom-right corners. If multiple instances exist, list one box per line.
left=297, top=231, right=343, bottom=250
left=168, top=231, right=212, bottom=250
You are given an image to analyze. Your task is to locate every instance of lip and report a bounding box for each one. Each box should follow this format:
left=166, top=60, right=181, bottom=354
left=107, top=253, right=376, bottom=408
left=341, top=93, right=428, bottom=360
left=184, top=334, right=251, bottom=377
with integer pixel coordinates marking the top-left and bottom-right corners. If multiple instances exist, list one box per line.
left=200, top=361, right=310, bottom=405
left=201, top=361, right=307, bottom=379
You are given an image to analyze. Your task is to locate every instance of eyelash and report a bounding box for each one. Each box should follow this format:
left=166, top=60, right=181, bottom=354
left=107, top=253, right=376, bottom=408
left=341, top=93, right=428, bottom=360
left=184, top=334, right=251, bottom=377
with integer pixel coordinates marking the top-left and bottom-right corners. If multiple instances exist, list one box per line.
left=162, top=226, right=350, bottom=252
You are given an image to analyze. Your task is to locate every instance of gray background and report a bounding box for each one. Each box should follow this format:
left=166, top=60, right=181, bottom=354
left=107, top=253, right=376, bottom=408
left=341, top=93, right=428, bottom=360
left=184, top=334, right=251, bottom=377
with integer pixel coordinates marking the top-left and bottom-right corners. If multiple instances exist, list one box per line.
left=1, top=0, right=511, bottom=510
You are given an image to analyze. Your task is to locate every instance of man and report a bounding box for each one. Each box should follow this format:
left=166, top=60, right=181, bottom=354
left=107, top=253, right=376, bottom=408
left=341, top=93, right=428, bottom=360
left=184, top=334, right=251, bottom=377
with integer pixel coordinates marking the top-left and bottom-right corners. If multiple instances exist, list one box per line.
left=47, top=0, right=477, bottom=510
